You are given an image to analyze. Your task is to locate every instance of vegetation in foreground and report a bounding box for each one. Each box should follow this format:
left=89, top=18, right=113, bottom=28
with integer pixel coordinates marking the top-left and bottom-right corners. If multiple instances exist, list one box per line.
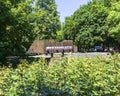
left=0, top=55, right=120, bottom=96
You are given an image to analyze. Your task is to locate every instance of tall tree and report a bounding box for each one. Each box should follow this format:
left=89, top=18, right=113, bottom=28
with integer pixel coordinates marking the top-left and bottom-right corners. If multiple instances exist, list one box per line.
left=0, top=0, right=12, bottom=62
left=6, top=0, right=34, bottom=55
left=107, top=1, right=120, bottom=44
left=33, top=0, right=61, bottom=39
left=63, top=1, right=109, bottom=51
left=0, top=0, right=34, bottom=65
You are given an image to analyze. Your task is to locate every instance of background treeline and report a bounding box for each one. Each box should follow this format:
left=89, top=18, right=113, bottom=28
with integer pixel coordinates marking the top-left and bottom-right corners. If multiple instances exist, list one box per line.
left=63, top=0, right=120, bottom=51
left=1, top=0, right=120, bottom=64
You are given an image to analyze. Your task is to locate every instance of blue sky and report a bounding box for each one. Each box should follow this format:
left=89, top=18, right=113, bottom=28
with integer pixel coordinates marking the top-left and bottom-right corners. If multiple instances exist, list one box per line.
left=55, top=0, right=90, bottom=22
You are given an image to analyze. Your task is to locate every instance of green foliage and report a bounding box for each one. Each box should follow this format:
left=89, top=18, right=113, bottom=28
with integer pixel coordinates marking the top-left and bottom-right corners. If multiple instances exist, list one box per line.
left=63, top=0, right=120, bottom=50
left=0, top=55, right=120, bottom=95
left=63, top=1, right=109, bottom=50
left=32, top=0, right=61, bottom=39
left=107, top=1, right=120, bottom=43
left=0, top=59, right=47, bottom=96
left=0, top=0, right=60, bottom=64
left=0, top=0, right=34, bottom=63
left=56, top=30, right=63, bottom=41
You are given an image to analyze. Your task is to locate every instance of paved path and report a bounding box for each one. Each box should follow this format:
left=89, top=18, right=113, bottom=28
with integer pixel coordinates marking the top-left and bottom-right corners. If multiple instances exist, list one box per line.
left=7, top=52, right=111, bottom=59
left=71, top=52, right=110, bottom=57
left=29, top=52, right=111, bottom=58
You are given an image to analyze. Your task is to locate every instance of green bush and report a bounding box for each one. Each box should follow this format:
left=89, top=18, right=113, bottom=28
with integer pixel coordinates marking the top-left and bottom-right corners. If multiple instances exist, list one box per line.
left=0, top=55, right=120, bottom=96
left=0, top=59, right=47, bottom=96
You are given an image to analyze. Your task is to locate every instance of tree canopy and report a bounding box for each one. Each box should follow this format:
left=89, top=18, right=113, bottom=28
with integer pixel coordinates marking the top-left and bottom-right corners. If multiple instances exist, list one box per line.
left=0, top=0, right=60, bottom=64
left=1, top=0, right=120, bottom=64
left=63, top=0, right=120, bottom=51
left=32, top=0, right=60, bottom=39
left=107, top=1, right=120, bottom=42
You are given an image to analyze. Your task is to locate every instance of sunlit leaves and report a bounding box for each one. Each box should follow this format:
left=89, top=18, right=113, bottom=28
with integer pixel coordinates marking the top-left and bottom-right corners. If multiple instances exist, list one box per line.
left=33, top=0, right=60, bottom=39
left=1, top=55, right=120, bottom=95
left=63, top=1, right=109, bottom=51
left=107, top=1, right=120, bottom=41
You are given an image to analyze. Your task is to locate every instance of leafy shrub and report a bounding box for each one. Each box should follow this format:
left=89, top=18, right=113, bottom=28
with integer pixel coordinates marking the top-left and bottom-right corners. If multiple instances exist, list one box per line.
left=0, top=55, right=120, bottom=96
left=0, top=59, right=47, bottom=96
